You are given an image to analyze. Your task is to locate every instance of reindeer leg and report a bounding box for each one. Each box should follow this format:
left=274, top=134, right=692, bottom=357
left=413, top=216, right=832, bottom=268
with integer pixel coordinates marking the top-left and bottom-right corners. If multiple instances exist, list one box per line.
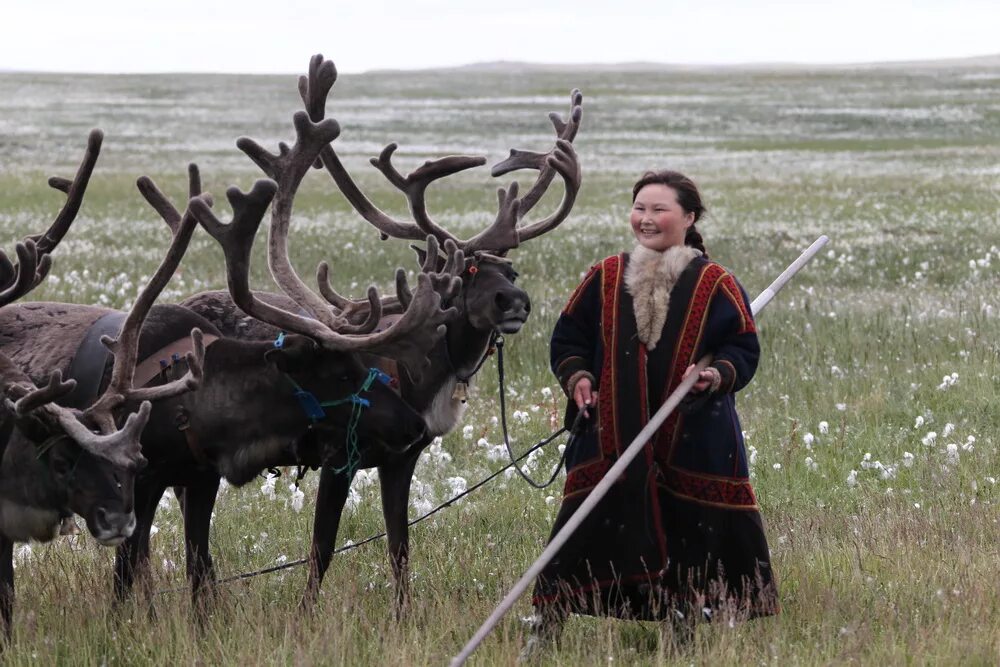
left=379, top=448, right=422, bottom=619
left=301, top=464, right=355, bottom=609
left=182, top=473, right=220, bottom=614
left=114, top=482, right=163, bottom=606
left=0, top=535, right=13, bottom=642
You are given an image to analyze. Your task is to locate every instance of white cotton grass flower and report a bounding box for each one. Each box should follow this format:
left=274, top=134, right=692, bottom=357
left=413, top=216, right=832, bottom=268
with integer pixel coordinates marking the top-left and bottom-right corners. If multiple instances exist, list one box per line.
left=512, top=410, right=530, bottom=424
left=836, top=403, right=847, bottom=411
left=805, top=456, right=818, bottom=471
left=942, top=423, right=955, bottom=437
left=902, top=452, right=915, bottom=467
left=463, top=424, right=475, bottom=439
left=846, top=470, right=858, bottom=487
left=914, top=415, right=925, bottom=429
left=772, top=463, right=782, bottom=471
left=445, top=476, right=468, bottom=497
left=540, top=387, right=553, bottom=399
left=260, top=472, right=278, bottom=500
left=819, top=421, right=829, bottom=435
left=937, top=373, right=959, bottom=390
left=945, top=444, right=960, bottom=465
left=288, top=483, right=305, bottom=513
left=803, top=432, right=815, bottom=446
left=921, top=432, right=937, bottom=447
left=748, top=445, right=758, bottom=466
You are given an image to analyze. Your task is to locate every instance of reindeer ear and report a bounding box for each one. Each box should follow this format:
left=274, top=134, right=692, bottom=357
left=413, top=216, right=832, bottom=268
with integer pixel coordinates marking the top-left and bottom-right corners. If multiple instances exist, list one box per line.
left=264, top=335, right=319, bottom=372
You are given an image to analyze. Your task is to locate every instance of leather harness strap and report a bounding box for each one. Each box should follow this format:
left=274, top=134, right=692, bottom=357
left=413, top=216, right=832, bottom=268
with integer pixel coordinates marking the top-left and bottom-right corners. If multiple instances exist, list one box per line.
left=133, top=333, right=220, bottom=388
left=63, top=311, right=127, bottom=409
left=65, top=312, right=221, bottom=467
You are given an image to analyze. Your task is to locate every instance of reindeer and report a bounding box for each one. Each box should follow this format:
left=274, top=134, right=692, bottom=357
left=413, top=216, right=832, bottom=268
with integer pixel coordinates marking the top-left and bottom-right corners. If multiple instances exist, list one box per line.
left=0, top=130, right=206, bottom=638
left=69, top=128, right=462, bottom=607
left=181, top=54, right=583, bottom=611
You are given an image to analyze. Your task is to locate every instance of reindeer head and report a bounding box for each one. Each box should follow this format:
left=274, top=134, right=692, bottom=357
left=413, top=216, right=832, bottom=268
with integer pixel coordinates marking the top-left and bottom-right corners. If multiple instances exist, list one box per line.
left=0, top=131, right=206, bottom=544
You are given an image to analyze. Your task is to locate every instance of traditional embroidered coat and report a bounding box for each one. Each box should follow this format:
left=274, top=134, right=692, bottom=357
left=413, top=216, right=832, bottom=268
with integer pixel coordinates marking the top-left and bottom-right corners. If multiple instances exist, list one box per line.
left=534, top=246, right=778, bottom=621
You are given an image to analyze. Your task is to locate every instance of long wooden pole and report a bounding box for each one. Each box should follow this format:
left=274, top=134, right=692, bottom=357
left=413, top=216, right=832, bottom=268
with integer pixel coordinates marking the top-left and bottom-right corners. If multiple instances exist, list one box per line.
left=450, top=235, right=829, bottom=666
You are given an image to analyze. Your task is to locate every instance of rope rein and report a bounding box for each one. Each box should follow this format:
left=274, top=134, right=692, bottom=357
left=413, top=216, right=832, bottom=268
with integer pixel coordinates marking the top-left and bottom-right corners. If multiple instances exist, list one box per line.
left=156, top=423, right=569, bottom=594
left=494, top=335, right=568, bottom=489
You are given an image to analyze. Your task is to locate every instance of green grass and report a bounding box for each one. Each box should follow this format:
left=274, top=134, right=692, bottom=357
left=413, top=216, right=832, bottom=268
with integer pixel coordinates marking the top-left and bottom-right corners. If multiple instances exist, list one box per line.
left=1, top=63, right=999, bottom=665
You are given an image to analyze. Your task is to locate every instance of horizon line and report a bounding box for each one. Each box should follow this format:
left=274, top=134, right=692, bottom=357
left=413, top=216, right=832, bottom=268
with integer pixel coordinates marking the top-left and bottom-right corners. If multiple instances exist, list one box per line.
left=2, top=52, right=998, bottom=77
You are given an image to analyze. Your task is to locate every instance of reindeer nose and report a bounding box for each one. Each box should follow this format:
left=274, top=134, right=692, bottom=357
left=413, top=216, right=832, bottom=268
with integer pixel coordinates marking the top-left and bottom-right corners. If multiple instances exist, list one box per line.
left=495, top=291, right=530, bottom=315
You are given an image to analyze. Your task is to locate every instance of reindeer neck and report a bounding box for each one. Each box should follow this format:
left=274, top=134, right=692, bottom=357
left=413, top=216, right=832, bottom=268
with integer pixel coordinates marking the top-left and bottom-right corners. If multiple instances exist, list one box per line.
left=178, top=339, right=310, bottom=486
left=443, top=317, right=495, bottom=383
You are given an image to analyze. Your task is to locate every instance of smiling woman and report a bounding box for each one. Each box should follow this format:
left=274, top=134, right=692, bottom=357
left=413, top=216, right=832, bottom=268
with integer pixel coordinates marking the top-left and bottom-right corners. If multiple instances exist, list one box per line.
left=524, top=168, right=776, bottom=656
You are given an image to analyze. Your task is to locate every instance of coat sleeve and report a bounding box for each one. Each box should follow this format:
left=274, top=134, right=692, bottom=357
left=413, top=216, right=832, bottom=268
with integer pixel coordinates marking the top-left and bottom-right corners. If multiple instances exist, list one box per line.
left=550, top=263, right=602, bottom=397
left=706, top=272, right=760, bottom=394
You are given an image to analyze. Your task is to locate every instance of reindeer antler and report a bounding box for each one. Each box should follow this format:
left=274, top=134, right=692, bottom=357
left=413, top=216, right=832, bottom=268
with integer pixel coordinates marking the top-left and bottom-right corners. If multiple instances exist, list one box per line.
left=0, top=129, right=104, bottom=307
left=297, top=54, right=583, bottom=255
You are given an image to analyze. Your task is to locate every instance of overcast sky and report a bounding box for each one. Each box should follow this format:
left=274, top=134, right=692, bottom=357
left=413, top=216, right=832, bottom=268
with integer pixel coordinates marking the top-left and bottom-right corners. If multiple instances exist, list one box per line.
left=3, top=0, right=997, bottom=73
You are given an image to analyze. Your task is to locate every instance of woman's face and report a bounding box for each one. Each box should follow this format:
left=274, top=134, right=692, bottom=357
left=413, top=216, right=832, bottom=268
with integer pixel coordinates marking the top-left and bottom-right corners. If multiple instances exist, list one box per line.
left=630, top=183, right=695, bottom=252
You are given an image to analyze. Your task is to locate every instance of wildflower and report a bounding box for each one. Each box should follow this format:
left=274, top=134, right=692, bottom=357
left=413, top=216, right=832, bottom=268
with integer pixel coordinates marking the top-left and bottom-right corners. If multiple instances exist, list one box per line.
left=805, top=456, right=818, bottom=471
left=260, top=472, right=278, bottom=500
left=902, top=452, right=915, bottom=467
left=914, top=415, right=925, bottom=428
left=545, top=495, right=556, bottom=506
left=937, top=373, right=959, bottom=390
left=819, top=421, right=829, bottom=435
left=748, top=445, right=758, bottom=466
left=942, top=423, right=955, bottom=437
left=446, top=476, right=468, bottom=496
left=289, top=484, right=305, bottom=513
left=803, top=432, right=815, bottom=446
left=836, top=403, right=846, bottom=411
left=846, top=470, right=858, bottom=487
left=462, top=424, right=474, bottom=439
left=772, top=463, right=781, bottom=470
left=921, top=431, right=937, bottom=446
left=540, top=387, right=553, bottom=399
left=945, top=443, right=959, bottom=465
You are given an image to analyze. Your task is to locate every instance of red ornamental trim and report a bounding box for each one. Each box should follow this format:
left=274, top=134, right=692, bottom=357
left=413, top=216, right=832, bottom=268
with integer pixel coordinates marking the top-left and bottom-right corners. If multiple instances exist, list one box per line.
left=719, top=274, right=756, bottom=335
left=656, top=263, right=727, bottom=461
left=563, top=458, right=612, bottom=498
left=661, top=465, right=759, bottom=509
left=563, top=262, right=601, bottom=315
left=598, top=255, right=624, bottom=459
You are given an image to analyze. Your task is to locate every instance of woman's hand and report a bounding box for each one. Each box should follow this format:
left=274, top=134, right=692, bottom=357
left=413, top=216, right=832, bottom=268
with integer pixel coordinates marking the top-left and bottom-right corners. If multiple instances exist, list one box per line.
left=573, top=377, right=598, bottom=416
left=683, top=364, right=721, bottom=394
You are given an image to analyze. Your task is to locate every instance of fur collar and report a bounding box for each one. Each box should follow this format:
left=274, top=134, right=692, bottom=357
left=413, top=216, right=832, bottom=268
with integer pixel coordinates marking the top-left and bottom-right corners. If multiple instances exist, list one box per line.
left=624, top=244, right=701, bottom=350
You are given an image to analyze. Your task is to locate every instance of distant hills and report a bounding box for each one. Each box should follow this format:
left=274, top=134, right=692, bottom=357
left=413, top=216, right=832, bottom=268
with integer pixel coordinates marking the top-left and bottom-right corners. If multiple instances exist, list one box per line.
left=370, top=53, right=1000, bottom=74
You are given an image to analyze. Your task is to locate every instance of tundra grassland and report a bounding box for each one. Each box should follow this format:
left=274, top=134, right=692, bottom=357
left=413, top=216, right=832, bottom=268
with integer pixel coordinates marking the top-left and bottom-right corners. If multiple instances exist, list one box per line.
left=1, top=64, right=999, bottom=665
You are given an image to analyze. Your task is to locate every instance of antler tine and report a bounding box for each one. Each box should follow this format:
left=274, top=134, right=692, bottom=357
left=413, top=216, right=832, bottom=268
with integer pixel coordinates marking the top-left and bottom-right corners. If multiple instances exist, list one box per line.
left=237, top=111, right=346, bottom=331
left=192, top=180, right=344, bottom=342
left=138, top=164, right=210, bottom=235
left=315, top=263, right=385, bottom=332
left=0, top=241, right=43, bottom=308
left=42, top=401, right=151, bottom=470
left=460, top=183, right=521, bottom=254
left=31, top=129, right=103, bottom=257
left=9, top=370, right=77, bottom=416
left=86, top=209, right=202, bottom=433
left=494, top=89, right=583, bottom=218
left=505, top=139, right=581, bottom=245
left=371, top=145, right=487, bottom=247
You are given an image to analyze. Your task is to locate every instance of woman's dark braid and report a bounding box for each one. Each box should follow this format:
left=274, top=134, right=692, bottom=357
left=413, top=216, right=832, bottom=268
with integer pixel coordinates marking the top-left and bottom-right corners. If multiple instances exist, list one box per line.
left=684, top=224, right=707, bottom=257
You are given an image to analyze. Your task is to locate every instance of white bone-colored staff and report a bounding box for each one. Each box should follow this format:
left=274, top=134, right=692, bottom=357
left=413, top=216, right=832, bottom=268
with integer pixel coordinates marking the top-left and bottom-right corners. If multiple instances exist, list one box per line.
left=451, top=235, right=829, bottom=666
